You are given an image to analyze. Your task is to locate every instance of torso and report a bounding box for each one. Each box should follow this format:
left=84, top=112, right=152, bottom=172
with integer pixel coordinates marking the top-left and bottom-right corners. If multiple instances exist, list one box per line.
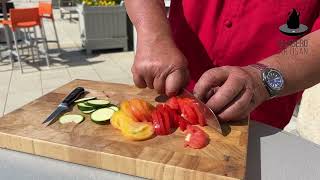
left=169, top=0, right=320, bottom=128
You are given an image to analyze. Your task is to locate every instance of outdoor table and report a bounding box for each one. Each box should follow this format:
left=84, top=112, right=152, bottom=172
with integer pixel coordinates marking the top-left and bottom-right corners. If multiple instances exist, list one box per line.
left=0, top=120, right=319, bottom=180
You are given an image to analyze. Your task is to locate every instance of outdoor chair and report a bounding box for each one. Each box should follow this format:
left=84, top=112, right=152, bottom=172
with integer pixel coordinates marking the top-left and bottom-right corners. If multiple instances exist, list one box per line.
left=1, top=7, right=50, bottom=73
left=39, top=2, right=61, bottom=51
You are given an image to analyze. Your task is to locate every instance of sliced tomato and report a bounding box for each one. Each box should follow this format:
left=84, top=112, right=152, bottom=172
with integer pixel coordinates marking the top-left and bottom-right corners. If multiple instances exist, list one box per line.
left=166, top=96, right=180, bottom=111
left=156, top=110, right=167, bottom=135
left=181, top=103, right=198, bottom=125
left=163, top=104, right=177, bottom=128
left=184, top=125, right=209, bottom=149
left=174, top=114, right=189, bottom=131
left=162, top=107, right=171, bottom=133
left=152, top=111, right=161, bottom=135
left=141, top=101, right=153, bottom=122
left=191, top=103, right=207, bottom=126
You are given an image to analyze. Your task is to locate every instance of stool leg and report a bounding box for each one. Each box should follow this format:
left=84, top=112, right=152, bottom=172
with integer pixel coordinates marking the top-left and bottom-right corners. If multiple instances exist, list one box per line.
left=39, top=26, right=50, bottom=67
left=12, top=31, right=23, bottom=73
left=52, top=19, right=61, bottom=52
left=40, top=19, right=49, bottom=52
left=27, top=28, right=35, bottom=63
left=32, top=27, right=41, bottom=62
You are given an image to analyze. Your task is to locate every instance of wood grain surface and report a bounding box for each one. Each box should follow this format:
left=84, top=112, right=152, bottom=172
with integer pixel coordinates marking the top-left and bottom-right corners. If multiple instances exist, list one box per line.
left=0, top=79, right=248, bottom=180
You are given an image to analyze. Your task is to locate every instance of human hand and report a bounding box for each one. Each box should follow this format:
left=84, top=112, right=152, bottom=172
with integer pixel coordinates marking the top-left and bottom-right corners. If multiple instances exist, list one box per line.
left=193, top=66, right=270, bottom=121
left=132, top=36, right=189, bottom=96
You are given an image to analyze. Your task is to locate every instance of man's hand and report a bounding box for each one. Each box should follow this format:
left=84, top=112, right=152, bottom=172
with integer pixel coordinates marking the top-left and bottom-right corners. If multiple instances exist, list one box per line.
left=193, top=66, right=270, bottom=121
left=132, top=37, right=189, bottom=96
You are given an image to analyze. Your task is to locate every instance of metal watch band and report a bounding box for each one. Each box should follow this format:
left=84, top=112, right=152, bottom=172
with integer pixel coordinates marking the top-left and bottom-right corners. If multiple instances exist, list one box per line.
left=250, top=63, right=268, bottom=71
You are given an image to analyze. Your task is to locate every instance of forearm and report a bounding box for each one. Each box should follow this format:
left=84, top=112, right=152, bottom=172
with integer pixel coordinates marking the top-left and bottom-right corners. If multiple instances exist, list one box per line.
left=125, top=0, right=172, bottom=42
left=260, top=30, right=320, bottom=96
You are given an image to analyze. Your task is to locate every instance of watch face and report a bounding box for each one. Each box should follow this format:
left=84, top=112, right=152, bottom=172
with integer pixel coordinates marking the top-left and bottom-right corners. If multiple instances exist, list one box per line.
left=265, top=69, right=284, bottom=91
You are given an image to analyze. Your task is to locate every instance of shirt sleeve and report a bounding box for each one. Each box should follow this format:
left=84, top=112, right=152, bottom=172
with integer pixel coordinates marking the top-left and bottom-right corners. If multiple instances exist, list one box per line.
left=311, top=13, right=320, bottom=32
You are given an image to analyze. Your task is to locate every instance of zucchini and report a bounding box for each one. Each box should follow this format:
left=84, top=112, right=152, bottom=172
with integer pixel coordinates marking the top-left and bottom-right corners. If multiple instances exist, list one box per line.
left=91, top=108, right=114, bottom=123
left=81, top=109, right=95, bottom=114
left=74, top=97, right=96, bottom=103
left=108, top=106, right=119, bottom=112
left=86, top=100, right=110, bottom=108
left=77, top=102, right=95, bottom=111
left=59, top=114, right=84, bottom=124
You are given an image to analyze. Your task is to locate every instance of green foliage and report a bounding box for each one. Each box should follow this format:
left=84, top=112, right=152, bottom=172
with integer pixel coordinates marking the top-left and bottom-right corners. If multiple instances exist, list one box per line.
left=81, top=0, right=122, bottom=6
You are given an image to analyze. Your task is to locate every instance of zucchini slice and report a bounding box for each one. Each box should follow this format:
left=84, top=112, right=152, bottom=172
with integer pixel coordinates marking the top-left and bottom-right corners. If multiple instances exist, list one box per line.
left=86, top=100, right=110, bottom=108
left=108, top=106, right=119, bottom=112
left=91, top=108, right=114, bottom=122
left=59, top=114, right=84, bottom=124
left=77, top=102, right=95, bottom=111
left=74, top=97, right=96, bottom=103
left=81, top=109, right=95, bottom=114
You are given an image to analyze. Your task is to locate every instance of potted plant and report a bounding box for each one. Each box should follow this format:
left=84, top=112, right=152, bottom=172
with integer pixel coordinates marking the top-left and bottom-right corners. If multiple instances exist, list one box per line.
left=77, top=0, right=128, bottom=54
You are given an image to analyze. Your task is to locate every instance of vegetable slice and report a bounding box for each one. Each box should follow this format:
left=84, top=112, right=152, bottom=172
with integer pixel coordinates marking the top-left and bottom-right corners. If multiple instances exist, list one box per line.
left=74, top=97, right=96, bottom=103
left=77, top=102, right=95, bottom=111
left=86, top=100, right=110, bottom=108
left=108, top=106, right=119, bottom=112
left=184, top=125, right=209, bottom=149
left=59, top=114, right=84, bottom=124
left=81, top=110, right=95, bottom=114
left=91, top=108, right=114, bottom=122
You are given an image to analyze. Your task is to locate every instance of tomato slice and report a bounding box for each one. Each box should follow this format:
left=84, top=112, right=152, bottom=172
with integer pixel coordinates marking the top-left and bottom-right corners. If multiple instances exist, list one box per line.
left=162, top=107, right=171, bottom=133
left=141, top=101, right=153, bottom=122
left=156, top=110, right=167, bottom=135
left=152, top=111, right=161, bottom=135
left=166, top=96, right=180, bottom=111
left=129, top=99, right=149, bottom=122
left=181, top=103, right=198, bottom=125
left=191, top=103, right=207, bottom=126
left=184, top=125, right=209, bottom=149
left=174, top=114, right=189, bottom=131
left=163, top=104, right=177, bottom=128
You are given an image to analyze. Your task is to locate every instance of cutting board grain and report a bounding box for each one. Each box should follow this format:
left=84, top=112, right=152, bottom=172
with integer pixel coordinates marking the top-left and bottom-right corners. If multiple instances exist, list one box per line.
left=0, top=79, right=248, bottom=180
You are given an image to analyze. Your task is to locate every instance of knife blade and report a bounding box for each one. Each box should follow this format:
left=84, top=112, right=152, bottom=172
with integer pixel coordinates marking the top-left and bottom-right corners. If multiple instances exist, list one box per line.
left=43, top=87, right=85, bottom=126
left=180, top=89, right=222, bottom=134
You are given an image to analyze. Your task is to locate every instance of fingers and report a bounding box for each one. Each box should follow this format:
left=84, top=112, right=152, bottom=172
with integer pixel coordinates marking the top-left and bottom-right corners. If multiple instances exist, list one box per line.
left=165, top=69, right=189, bottom=96
left=206, top=74, right=245, bottom=113
left=132, top=70, right=147, bottom=88
left=193, top=69, right=228, bottom=101
left=218, top=85, right=254, bottom=121
left=153, top=73, right=166, bottom=94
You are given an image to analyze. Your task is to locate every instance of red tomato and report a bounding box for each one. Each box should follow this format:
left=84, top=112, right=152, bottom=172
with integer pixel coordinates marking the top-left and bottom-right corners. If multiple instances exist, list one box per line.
left=152, top=111, right=161, bottom=135
left=164, top=104, right=178, bottom=128
left=181, top=103, right=198, bottom=125
left=166, top=97, right=180, bottom=111
left=156, top=110, right=167, bottom=135
left=191, top=103, right=207, bottom=126
left=174, top=114, right=189, bottom=131
left=184, top=126, right=209, bottom=149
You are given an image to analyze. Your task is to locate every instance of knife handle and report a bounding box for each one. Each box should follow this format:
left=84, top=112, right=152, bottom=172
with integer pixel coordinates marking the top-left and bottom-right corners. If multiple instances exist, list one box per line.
left=62, top=87, right=85, bottom=106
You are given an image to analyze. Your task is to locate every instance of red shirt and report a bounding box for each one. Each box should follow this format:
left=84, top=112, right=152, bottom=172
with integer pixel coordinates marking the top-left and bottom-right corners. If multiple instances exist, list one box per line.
left=169, top=0, right=320, bottom=129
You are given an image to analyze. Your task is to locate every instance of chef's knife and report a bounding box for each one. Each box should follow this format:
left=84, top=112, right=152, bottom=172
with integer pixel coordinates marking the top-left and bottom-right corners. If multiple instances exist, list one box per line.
left=180, top=89, right=222, bottom=134
left=42, top=87, right=85, bottom=126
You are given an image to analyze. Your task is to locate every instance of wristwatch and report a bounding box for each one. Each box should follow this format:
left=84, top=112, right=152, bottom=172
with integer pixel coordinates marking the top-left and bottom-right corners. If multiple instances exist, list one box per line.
left=250, top=63, right=285, bottom=98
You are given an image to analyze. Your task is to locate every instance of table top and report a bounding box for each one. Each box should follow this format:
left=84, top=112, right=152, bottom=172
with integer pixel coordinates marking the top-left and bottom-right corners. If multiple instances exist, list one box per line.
left=0, top=119, right=319, bottom=180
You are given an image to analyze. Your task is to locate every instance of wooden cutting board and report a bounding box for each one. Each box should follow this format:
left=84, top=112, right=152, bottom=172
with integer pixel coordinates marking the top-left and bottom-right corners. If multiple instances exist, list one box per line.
left=0, top=79, right=248, bottom=180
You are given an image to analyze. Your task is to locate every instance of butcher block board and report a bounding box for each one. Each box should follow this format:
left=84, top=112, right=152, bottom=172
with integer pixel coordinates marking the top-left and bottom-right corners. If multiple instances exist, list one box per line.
left=0, top=79, right=248, bottom=180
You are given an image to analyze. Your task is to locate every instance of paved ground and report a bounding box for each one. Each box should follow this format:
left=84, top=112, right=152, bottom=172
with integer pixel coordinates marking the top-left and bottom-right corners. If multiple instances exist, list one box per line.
left=0, top=0, right=299, bottom=135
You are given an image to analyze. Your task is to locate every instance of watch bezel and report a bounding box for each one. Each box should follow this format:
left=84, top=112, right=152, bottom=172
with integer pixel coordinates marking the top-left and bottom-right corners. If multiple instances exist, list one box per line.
left=262, top=68, right=285, bottom=92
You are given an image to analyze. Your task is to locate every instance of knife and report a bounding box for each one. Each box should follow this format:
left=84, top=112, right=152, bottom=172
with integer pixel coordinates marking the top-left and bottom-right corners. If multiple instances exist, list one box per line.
left=42, top=87, right=85, bottom=126
left=180, top=89, right=222, bottom=134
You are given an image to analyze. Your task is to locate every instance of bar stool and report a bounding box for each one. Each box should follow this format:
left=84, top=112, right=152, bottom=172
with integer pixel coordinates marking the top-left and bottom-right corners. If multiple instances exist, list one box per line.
left=39, top=2, right=61, bottom=51
left=2, top=7, right=50, bottom=73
